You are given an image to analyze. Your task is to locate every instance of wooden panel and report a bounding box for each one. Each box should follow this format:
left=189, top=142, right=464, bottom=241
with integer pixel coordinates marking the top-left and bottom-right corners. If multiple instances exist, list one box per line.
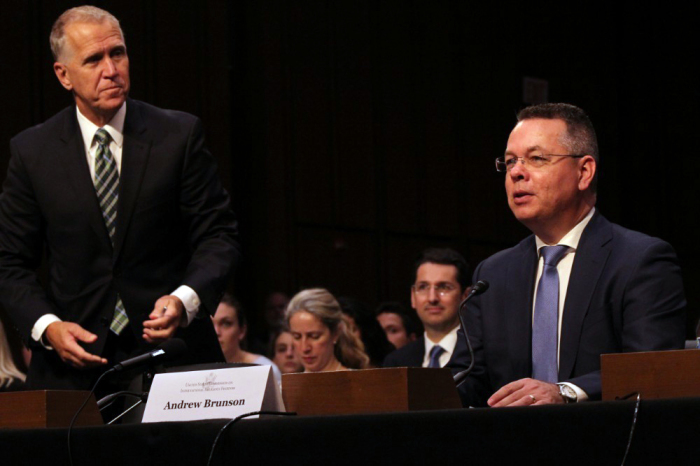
left=282, top=367, right=461, bottom=416
left=0, top=390, right=102, bottom=429
left=374, top=4, right=421, bottom=234
left=295, top=226, right=378, bottom=305
left=288, top=1, right=335, bottom=225
left=332, top=0, right=376, bottom=229
left=602, top=350, right=700, bottom=401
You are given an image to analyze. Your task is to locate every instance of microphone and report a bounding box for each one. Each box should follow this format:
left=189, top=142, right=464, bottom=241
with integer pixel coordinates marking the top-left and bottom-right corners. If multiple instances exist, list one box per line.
left=97, top=391, right=149, bottom=409
left=453, top=280, right=489, bottom=386
left=106, top=338, right=187, bottom=374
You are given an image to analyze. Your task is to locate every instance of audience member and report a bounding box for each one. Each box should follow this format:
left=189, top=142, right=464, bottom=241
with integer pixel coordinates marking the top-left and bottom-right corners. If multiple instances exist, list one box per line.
left=286, top=288, right=369, bottom=372
left=375, top=302, right=421, bottom=349
left=247, top=291, right=291, bottom=357
left=269, top=327, right=303, bottom=374
left=213, top=293, right=281, bottom=384
left=0, top=319, right=26, bottom=392
left=384, top=248, right=470, bottom=368
left=265, top=291, right=290, bottom=330
left=338, top=296, right=394, bottom=368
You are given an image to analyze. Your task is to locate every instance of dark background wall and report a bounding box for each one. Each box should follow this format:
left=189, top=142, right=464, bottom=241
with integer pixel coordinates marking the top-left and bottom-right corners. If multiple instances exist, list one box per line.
left=1, top=1, right=698, bottom=338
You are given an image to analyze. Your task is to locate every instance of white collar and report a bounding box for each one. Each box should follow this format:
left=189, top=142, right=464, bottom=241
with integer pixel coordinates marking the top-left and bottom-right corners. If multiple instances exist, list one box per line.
left=424, top=325, right=459, bottom=353
left=76, top=102, right=126, bottom=150
left=535, top=207, right=595, bottom=253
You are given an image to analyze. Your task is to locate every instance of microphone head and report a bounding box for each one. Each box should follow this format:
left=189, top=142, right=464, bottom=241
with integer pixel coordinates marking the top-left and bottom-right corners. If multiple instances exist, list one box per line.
left=157, top=338, right=188, bottom=361
left=471, top=280, right=490, bottom=296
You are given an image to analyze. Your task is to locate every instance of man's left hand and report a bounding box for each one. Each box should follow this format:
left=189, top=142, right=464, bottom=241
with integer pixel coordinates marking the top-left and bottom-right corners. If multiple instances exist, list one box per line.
left=143, top=295, right=184, bottom=344
left=487, top=378, right=563, bottom=407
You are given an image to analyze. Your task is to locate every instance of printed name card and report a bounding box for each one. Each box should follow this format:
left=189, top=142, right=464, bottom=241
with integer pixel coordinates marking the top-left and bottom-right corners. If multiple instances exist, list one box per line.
left=142, top=365, right=284, bottom=423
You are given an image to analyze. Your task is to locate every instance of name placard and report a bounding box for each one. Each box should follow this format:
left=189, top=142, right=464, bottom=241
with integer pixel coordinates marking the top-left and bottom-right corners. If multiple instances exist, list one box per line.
left=142, top=365, right=284, bottom=423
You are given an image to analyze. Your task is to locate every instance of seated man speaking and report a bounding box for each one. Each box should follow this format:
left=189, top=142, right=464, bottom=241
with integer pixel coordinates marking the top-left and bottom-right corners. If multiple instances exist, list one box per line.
left=451, top=103, right=686, bottom=407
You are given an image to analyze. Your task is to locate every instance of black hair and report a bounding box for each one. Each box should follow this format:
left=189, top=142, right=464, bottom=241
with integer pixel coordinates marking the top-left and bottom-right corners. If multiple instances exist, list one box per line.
left=413, top=248, right=471, bottom=291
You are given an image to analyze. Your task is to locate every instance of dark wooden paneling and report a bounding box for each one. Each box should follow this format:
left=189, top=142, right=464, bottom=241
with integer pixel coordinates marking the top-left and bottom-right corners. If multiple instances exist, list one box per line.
left=3, top=1, right=700, bottom=337
left=295, top=226, right=378, bottom=305
left=332, top=0, right=376, bottom=230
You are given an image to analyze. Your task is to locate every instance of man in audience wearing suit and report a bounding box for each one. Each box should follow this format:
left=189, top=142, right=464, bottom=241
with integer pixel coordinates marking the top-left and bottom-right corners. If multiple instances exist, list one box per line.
left=384, top=248, right=470, bottom=368
left=451, top=103, right=686, bottom=407
left=0, top=6, right=239, bottom=390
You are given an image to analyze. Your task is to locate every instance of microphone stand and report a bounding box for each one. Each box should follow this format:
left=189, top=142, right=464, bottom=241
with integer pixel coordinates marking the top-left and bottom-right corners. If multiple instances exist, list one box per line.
left=453, top=281, right=489, bottom=387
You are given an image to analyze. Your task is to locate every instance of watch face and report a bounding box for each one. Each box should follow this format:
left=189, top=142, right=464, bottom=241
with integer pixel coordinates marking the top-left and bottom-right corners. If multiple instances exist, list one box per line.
left=559, top=384, right=576, bottom=402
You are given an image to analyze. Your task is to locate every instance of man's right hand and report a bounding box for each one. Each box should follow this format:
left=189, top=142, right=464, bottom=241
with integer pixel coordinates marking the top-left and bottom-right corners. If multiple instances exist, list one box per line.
left=44, top=322, right=108, bottom=369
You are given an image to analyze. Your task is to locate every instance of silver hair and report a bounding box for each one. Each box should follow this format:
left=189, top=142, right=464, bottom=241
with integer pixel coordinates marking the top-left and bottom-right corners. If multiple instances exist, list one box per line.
left=50, top=6, right=124, bottom=61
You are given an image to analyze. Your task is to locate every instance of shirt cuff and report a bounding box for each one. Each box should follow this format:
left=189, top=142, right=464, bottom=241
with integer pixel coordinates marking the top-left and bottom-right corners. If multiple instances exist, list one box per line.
left=559, top=382, right=589, bottom=402
left=31, top=314, right=62, bottom=349
left=172, top=285, right=201, bottom=327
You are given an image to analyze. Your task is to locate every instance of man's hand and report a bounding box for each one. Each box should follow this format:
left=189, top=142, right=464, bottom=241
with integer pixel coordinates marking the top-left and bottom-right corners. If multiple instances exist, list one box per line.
left=488, top=378, right=564, bottom=407
left=44, top=322, right=108, bottom=369
left=143, top=295, right=184, bottom=344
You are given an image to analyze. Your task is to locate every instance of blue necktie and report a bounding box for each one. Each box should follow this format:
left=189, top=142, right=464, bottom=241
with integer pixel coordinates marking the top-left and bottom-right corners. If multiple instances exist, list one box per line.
left=428, top=345, right=445, bottom=368
left=532, top=245, right=569, bottom=383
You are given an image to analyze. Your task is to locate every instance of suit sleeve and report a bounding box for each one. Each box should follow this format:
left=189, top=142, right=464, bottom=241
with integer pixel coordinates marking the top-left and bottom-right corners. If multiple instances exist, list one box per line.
left=176, top=117, right=240, bottom=316
left=0, top=139, right=59, bottom=342
left=449, top=262, right=493, bottom=407
left=564, top=238, right=686, bottom=398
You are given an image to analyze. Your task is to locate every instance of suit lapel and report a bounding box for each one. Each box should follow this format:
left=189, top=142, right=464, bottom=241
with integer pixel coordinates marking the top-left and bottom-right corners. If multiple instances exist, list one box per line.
left=113, top=101, right=151, bottom=262
left=558, top=212, right=612, bottom=380
left=411, top=337, right=426, bottom=366
left=58, top=109, right=109, bottom=242
left=507, top=237, right=538, bottom=379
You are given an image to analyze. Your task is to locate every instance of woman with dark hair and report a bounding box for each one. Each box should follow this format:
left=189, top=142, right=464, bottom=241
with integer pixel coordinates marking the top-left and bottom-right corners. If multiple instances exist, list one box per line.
left=286, top=288, right=369, bottom=372
left=212, top=293, right=281, bottom=384
left=269, top=327, right=303, bottom=374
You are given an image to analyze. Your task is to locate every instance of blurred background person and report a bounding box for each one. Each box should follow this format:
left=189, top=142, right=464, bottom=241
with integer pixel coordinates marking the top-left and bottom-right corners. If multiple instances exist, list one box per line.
left=0, top=316, right=27, bottom=392
left=286, top=288, right=369, bottom=372
left=212, top=293, right=281, bottom=384
left=375, top=301, right=422, bottom=350
left=269, top=327, right=303, bottom=374
left=265, top=291, right=290, bottom=330
left=247, top=290, right=291, bottom=356
left=338, top=296, right=394, bottom=368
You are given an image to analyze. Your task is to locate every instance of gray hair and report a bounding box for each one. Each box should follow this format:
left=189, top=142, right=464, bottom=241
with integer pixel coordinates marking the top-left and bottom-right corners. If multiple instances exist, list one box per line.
left=50, top=6, right=124, bottom=61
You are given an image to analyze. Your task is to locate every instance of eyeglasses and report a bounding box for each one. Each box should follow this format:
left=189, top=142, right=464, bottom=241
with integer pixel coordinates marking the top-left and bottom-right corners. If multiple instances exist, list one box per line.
left=412, top=283, right=458, bottom=297
left=495, top=154, right=585, bottom=172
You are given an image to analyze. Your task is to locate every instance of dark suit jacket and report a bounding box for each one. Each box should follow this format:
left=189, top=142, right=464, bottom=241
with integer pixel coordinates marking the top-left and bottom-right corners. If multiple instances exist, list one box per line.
left=450, top=212, right=686, bottom=407
left=383, top=335, right=461, bottom=368
left=0, top=99, right=240, bottom=389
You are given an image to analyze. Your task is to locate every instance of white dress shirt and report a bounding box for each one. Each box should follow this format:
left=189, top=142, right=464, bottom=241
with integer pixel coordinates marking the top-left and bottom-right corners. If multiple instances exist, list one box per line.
left=421, top=325, right=459, bottom=368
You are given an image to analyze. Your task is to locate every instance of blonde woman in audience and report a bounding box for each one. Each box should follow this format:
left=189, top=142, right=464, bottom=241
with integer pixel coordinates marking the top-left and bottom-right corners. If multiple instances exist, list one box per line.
left=286, top=288, right=369, bottom=372
left=0, top=319, right=26, bottom=392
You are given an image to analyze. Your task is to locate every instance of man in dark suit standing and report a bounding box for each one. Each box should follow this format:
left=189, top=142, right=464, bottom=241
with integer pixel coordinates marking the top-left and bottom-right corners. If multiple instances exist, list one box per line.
left=451, top=103, right=686, bottom=407
left=384, top=248, right=469, bottom=368
left=0, top=6, right=239, bottom=390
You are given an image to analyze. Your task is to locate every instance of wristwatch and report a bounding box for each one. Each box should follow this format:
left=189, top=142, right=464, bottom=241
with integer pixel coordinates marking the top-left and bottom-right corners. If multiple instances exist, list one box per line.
left=557, top=383, right=577, bottom=403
